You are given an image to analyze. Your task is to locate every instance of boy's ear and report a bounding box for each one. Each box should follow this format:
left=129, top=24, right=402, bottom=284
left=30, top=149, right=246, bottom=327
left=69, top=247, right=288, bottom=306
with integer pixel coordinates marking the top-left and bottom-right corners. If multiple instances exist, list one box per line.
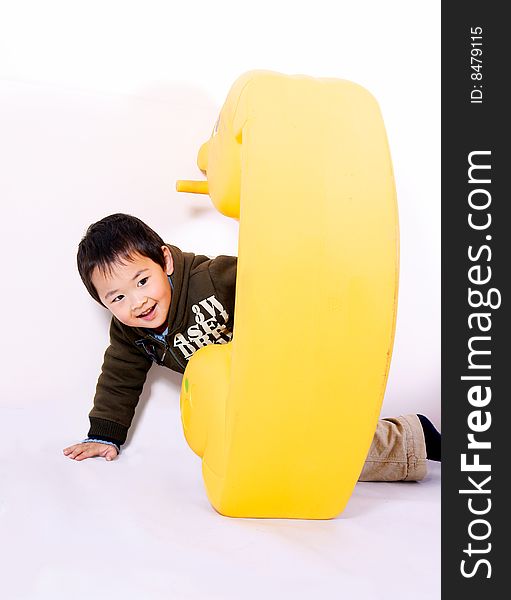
left=162, top=245, right=174, bottom=275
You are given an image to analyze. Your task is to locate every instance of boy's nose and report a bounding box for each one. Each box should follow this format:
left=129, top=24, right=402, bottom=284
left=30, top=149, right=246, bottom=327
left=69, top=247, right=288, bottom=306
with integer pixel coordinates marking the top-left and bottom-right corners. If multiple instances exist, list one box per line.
left=131, top=296, right=148, bottom=312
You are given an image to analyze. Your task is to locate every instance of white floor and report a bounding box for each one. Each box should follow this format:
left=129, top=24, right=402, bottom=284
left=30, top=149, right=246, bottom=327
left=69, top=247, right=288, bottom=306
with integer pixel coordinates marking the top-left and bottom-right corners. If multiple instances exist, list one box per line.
left=1, top=369, right=440, bottom=600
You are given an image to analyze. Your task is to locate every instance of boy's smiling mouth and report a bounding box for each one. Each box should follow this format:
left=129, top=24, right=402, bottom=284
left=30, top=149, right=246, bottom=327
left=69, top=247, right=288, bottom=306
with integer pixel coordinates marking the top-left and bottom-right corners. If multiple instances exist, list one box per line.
left=137, top=304, right=157, bottom=320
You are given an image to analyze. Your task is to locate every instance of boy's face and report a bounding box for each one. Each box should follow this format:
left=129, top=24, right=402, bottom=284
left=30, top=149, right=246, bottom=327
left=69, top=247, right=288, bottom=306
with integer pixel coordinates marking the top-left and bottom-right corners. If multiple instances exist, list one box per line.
left=92, top=246, right=174, bottom=329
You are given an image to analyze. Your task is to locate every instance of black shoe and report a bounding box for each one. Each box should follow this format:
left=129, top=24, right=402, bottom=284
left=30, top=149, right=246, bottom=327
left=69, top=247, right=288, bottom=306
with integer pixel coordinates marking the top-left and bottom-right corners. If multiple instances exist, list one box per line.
left=417, top=414, right=441, bottom=461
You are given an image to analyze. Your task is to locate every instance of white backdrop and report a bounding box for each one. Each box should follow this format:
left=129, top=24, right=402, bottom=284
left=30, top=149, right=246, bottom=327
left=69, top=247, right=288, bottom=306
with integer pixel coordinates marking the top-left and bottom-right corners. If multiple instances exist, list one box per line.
left=0, top=0, right=440, bottom=428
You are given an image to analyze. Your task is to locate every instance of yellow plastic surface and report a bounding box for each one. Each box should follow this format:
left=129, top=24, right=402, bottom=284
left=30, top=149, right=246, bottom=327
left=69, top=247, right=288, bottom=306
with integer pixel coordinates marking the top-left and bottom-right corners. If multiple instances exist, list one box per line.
left=177, top=70, right=398, bottom=519
left=175, top=180, right=209, bottom=195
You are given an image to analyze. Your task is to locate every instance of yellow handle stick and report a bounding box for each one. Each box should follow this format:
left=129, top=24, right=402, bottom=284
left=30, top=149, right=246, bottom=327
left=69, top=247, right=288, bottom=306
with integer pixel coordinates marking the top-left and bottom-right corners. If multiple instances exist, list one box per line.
left=176, top=180, right=209, bottom=195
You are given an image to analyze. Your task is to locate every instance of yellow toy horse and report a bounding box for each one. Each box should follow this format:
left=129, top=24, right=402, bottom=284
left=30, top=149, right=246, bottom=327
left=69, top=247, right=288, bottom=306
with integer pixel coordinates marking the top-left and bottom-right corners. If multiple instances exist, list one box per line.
left=176, top=70, right=398, bottom=519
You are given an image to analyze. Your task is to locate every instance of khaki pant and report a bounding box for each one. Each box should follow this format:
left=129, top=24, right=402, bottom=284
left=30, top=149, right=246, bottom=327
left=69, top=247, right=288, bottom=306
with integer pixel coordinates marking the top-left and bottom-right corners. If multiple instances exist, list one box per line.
left=359, top=414, right=428, bottom=482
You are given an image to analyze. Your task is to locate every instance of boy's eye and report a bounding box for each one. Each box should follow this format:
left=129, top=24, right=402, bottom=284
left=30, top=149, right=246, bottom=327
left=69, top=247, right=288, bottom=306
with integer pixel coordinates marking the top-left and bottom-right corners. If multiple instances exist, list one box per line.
left=138, top=277, right=149, bottom=287
left=112, top=295, right=124, bottom=303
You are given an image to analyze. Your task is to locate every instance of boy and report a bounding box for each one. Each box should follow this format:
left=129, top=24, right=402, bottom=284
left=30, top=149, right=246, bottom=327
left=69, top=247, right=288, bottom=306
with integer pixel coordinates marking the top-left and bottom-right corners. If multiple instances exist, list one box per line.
left=63, top=213, right=440, bottom=481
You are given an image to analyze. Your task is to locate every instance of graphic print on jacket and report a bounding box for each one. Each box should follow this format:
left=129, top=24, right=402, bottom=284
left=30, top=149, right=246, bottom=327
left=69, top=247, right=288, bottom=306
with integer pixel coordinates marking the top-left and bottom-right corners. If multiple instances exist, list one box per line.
left=173, top=294, right=232, bottom=361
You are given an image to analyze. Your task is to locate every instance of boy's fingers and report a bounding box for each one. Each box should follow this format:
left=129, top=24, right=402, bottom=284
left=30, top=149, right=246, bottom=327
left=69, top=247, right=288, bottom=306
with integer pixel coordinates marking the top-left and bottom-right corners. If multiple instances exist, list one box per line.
left=64, top=443, right=90, bottom=454
left=75, top=446, right=101, bottom=460
left=101, top=447, right=118, bottom=458
left=69, top=447, right=88, bottom=460
left=64, top=442, right=118, bottom=461
left=74, top=451, right=93, bottom=461
left=63, top=443, right=94, bottom=460
left=104, top=449, right=117, bottom=461
left=65, top=446, right=81, bottom=458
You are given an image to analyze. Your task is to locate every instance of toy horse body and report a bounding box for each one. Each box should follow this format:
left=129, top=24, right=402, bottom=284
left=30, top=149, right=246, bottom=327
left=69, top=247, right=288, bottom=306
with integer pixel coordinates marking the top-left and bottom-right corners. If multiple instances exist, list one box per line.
left=177, top=71, right=398, bottom=519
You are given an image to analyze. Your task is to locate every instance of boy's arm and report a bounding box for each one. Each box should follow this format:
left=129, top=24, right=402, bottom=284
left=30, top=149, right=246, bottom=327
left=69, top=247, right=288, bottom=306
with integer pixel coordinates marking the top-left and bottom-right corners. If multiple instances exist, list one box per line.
left=87, top=317, right=153, bottom=447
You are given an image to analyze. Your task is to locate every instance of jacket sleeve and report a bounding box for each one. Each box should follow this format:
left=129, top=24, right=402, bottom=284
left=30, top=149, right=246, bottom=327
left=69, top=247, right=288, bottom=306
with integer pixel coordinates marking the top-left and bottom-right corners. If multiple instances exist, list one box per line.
left=87, top=318, right=152, bottom=445
left=208, top=255, right=238, bottom=326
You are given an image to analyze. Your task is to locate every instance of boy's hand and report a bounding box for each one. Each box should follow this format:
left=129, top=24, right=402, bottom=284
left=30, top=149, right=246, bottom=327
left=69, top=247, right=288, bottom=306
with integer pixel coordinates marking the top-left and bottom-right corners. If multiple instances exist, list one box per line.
left=63, top=442, right=118, bottom=461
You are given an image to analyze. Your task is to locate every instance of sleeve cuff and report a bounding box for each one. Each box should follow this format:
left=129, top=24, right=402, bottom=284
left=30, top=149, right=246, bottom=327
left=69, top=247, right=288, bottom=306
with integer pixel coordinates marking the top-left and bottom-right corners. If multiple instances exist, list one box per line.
left=88, top=417, right=128, bottom=446
left=83, top=438, right=120, bottom=454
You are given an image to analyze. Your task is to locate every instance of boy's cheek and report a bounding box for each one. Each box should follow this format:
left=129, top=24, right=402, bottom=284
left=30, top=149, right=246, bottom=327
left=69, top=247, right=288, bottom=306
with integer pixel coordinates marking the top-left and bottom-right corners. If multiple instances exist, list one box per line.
left=108, top=306, right=126, bottom=323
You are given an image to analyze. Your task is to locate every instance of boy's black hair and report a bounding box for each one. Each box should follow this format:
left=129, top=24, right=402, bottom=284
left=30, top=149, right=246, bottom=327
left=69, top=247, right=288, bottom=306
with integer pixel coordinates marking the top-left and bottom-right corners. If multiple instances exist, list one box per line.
left=77, top=213, right=166, bottom=305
